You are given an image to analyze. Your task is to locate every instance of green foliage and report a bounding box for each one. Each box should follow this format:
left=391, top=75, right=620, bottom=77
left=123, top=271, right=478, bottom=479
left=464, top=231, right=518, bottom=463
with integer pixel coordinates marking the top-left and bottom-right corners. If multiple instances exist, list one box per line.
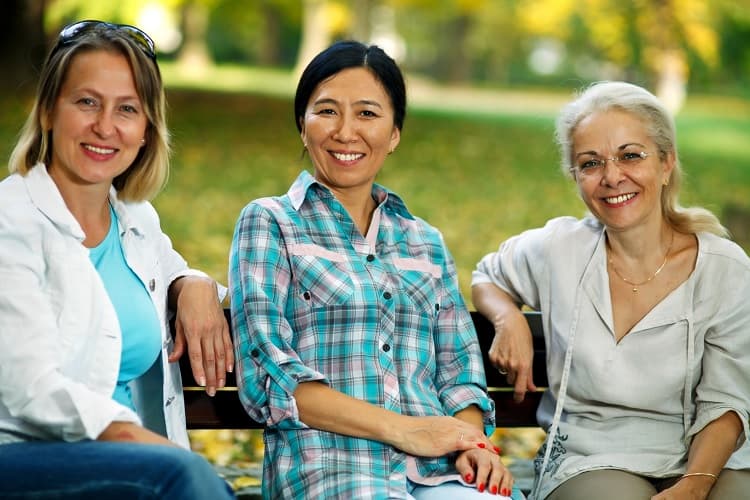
left=2, top=86, right=748, bottom=302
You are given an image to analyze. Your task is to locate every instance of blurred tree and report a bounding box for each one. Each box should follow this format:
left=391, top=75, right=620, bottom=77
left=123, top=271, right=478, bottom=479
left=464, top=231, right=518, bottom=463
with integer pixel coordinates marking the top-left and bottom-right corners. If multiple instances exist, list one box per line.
left=0, top=0, right=47, bottom=92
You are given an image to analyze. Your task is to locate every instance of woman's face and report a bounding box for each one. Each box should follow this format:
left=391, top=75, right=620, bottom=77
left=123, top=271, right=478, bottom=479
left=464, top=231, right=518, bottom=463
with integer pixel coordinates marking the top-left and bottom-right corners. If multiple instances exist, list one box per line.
left=47, top=49, right=148, bottom=190
left=571, top=109, right=674, bottom=232
left=300, top=67, right=400, bottom=195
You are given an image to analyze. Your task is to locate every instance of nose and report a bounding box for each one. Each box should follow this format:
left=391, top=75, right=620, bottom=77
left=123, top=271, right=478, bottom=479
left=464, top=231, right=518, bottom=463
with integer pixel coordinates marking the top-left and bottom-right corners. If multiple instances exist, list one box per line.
left=332, top=113, right=357, bottom=143
left=600, top=156, right=625, bottom=186
left=92, top=109, right=115, bottom=137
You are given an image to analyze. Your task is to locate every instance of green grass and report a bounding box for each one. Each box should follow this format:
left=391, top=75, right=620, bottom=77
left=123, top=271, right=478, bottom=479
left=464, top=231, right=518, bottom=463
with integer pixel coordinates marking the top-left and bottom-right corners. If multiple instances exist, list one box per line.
left=2, top=76, right=749, bottom=305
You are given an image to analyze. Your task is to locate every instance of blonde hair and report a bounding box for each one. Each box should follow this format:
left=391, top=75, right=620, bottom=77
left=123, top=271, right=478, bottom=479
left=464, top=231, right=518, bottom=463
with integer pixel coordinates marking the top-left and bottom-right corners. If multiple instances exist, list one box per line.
left=8, top=23, right=170, bottom=201
left=555, top=81, right=727, bottom=237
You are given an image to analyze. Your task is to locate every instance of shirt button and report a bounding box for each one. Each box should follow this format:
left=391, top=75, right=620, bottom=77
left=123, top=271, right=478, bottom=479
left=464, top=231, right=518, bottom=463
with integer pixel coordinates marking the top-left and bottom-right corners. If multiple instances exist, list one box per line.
left=383, top=291, right=392, bottom=300
left=366, top=254, right=375, bottom=262
left=435, top=303, right=440, bottom=311
left=303, top=291, right=311, bottom=300
left=382, top=344, right=391, bottom=352
left=250, top=349, right=260, bottom=357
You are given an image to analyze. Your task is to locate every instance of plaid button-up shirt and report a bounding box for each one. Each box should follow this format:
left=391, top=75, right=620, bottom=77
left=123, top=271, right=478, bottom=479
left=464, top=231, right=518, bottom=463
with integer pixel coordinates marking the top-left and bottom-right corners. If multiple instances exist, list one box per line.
left=229, top=171, right=493, bottom=499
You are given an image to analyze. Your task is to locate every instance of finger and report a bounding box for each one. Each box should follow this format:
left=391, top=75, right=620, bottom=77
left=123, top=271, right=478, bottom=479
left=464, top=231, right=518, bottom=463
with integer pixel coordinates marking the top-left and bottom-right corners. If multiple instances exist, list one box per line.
left=495, top=460, right=515, bottom=498
left=513, top=371, right=530, bottom=403
left=186, top=331, right=207, bottom=388
left=454, top=454, right=475, bottom=485
left=199, top=336, right=217, bottom=396
left=472, top=453, right=492, bottom=494
left=222, top=319, right=235, bottom=373
left=212, top=329, right=226, bottom=388
left=168, top=322, right=185, bottom=363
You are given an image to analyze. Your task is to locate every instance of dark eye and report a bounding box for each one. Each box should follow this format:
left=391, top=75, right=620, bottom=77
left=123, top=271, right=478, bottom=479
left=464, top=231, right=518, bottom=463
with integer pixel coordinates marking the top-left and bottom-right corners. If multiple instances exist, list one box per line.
left=77, top=97, right=97, bottom=107
left=360, top=109, right=377, bottom=117
left=580, top=159, right=603, bottom=171
left=620, top=151, right=644, bottom=162
left=120, top=104, right=138, bottom=114
left=316, top=108, right=336, bottom=115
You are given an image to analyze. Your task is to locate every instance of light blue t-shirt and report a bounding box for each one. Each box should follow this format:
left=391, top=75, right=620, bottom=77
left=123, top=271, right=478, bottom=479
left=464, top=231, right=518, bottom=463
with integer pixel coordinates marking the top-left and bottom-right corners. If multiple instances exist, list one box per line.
left=89, top=205, right=161, bottom=411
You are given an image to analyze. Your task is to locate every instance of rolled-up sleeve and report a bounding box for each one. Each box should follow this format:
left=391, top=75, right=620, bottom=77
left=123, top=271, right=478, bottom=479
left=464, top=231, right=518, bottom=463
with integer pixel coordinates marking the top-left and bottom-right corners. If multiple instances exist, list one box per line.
left=689, top=254, right=750, bottom=447
left=472, top=221, right=562, bottom=312
left=229, top=202, right=327, bottom=428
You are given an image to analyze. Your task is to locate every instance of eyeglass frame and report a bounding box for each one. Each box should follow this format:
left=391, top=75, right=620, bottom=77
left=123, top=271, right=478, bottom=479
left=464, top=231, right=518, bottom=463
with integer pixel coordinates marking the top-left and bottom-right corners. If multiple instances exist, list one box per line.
left=52, top=20, right=156, bottom=61
left=569, top=150, right=653, bottom=177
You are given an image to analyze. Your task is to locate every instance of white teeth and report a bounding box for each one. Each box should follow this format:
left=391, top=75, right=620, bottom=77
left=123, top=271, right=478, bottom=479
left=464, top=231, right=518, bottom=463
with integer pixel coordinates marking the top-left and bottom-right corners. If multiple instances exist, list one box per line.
left=83, top=144, right=115, bottom=155
left=332, top=152, right=363, bottom=161
left=605, top=193, right=636, bottom=204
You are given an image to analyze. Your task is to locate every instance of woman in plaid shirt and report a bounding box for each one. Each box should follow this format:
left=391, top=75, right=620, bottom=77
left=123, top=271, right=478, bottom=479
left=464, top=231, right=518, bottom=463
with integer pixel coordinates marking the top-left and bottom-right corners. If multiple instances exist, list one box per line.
left=229, top=41, right=523, bottom=499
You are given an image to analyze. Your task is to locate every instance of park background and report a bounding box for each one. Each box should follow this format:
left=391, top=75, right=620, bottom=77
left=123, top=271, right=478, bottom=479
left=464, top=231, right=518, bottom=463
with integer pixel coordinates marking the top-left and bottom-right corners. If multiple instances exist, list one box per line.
left=1, top=0, right=749, bottom=494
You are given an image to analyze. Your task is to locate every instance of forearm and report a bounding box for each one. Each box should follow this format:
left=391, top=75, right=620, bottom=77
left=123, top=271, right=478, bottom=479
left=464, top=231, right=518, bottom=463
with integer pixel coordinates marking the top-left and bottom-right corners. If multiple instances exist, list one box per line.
left=679, top=411, right=742, bottom=495
left=453, top=405, right=484, bottom=431
left=687, top=411, right=742, bottom=473
left=294, top=381, right=399, bottom=445
left=471, top=283, right=522, bottom=325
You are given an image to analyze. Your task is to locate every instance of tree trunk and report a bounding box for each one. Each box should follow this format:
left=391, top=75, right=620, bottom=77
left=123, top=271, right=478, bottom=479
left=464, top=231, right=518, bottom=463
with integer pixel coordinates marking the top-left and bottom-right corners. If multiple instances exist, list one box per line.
left=0, top=0, right=47, bottom=93
left=177, top=0, right=212, bottom=76
left=293, top=0, right=332, bottom=79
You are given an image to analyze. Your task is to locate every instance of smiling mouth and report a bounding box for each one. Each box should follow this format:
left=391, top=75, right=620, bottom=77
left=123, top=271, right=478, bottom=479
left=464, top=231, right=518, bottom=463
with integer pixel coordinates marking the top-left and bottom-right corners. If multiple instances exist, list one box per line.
left=83, top=144, right=116, bottom=155
left=604, top=193, right=636, bottom=204
left=331, top=152, right=364, bottom=161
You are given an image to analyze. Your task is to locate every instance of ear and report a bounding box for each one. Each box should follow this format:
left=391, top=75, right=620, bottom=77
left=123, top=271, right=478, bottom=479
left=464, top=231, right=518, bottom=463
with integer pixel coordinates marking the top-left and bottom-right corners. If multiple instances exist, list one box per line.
left=662, top=149, right=676, bottom=184
left=389, top=126, right=401, bottom=153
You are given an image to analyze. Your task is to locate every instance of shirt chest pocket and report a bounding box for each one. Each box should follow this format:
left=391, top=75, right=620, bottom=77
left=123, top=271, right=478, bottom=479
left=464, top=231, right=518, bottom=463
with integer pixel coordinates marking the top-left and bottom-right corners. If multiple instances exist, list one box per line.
left=289, top=244, right=353, bottom=306
left=392, top=257, right=443, bottom=316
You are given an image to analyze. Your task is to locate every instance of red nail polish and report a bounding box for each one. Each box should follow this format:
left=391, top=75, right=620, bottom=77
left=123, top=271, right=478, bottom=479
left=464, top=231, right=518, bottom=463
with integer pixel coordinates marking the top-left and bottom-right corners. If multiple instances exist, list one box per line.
left=494, top=445, right=501, bottom=454
left=465, top=473, right=472, bottom=483
left=502, top=488, right=510, bottom=496
left=478, top=483, right=485, bottom=493
left=491, top=485, right=498, bottom=495
left=477, top=442, right=486, bottom=448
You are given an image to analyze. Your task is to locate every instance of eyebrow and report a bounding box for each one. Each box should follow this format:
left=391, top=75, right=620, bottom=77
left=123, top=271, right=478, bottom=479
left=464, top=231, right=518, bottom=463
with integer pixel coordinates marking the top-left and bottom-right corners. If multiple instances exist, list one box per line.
left=575, top=142, right=647, bottom=158
left=312, top=98, right=384, bottom=109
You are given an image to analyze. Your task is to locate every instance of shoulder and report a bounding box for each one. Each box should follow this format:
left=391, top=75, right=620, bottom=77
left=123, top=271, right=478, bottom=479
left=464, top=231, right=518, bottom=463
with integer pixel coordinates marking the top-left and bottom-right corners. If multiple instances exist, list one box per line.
left=697, top=232, right=750, bottom=275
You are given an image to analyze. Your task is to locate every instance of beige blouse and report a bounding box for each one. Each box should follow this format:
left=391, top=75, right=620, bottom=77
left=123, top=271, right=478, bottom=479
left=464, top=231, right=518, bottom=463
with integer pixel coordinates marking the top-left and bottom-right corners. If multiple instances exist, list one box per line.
left=473, top=216, right=750, bottom=499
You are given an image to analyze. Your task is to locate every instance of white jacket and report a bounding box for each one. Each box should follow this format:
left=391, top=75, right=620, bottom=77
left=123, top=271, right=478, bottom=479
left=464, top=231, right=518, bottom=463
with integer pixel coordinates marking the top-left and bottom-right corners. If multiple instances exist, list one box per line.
left=0, top=164, right=209, bottom=448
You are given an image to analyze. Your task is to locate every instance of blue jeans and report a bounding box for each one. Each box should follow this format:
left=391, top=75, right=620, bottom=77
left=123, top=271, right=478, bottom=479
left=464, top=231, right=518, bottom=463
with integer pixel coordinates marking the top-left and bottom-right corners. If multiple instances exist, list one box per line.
left=408, top=479, right=526, bottom=499
left=0, top=440, right=236, bottom=499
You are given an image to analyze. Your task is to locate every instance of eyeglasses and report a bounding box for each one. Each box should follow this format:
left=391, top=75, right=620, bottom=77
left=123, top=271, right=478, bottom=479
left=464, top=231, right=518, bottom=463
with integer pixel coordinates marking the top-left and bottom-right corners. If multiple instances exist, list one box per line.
left=53, top=20, right=156, bottom=61
left=570, top=151, right=652, bottom=178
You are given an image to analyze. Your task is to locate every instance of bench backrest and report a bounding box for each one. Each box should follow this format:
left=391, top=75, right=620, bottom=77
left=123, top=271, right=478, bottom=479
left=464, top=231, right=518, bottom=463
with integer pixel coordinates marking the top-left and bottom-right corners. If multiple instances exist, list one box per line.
left=180, top=309, right=546, bottom=429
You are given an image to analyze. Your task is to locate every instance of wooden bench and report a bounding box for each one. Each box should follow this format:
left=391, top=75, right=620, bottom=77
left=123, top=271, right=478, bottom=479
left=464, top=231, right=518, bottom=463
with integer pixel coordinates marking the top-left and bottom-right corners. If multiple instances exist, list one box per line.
left=180, top=309, right=546, bottom=429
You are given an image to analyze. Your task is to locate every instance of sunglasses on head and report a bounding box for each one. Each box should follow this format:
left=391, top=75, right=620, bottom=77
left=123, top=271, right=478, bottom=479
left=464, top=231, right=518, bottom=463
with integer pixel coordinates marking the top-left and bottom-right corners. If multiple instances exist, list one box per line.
left=54, top=20, right=156, bottom=61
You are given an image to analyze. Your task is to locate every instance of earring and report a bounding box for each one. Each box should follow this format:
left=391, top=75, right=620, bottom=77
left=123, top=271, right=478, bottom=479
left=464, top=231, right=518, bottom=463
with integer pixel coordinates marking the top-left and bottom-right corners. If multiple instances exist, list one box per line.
left=140, top=139, right=146, bottom=146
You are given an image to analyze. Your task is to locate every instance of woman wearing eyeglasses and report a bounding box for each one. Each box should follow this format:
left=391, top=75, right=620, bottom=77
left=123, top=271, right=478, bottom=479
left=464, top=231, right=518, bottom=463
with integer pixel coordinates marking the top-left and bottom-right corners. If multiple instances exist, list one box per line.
left=472, top=81, right=750, bottom=500
left=0, top=20, right=235, bottom=499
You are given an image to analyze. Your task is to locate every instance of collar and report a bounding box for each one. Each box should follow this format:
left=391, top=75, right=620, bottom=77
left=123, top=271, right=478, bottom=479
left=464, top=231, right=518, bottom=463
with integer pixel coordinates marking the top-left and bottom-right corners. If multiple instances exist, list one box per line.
left=287, top=170, right=414, bottom=220
left=24, top=163, right=143, bottom=240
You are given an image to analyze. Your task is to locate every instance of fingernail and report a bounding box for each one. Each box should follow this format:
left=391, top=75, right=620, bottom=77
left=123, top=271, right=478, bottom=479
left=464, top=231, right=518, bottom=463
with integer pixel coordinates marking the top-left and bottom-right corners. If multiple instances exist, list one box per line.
left=478, top=483, right=485, bottom=493
left=207, top=387, right=216, bottom=397
left=477, top=442, right=486, bottom=449
left=228, top=364, right=234, bottom=373
left=494, top=445, right=502, bottom=454
left=198, top=376, right=206, bottom=387
left=491, top=485, right=498, bottom=494
left=502, top=488, right=510, bottom=496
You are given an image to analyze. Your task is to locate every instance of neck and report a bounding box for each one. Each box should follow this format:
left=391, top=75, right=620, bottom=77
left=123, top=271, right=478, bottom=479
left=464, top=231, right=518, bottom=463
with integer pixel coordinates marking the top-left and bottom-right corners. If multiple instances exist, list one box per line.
left=327, top=184, right=377, bottom=236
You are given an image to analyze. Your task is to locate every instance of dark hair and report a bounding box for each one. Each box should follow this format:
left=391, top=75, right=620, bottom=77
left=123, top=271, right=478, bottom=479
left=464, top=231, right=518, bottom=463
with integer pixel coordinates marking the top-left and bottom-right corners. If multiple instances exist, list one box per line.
left=294, top=40, right=406, bottom=132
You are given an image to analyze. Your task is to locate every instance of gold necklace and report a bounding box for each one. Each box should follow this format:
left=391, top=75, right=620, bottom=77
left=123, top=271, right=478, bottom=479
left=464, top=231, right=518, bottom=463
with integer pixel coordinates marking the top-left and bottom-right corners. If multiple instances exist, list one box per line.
left=608, top=230, right=674, bottom=292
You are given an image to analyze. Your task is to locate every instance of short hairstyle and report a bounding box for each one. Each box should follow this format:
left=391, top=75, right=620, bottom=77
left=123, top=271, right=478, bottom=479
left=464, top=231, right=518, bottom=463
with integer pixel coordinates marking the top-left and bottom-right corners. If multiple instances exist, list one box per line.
left=8, top=21, right=169, bottom=201
left=555, top=81, right=726, bottom=237
left=294, top=40, right=406, bottom=133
